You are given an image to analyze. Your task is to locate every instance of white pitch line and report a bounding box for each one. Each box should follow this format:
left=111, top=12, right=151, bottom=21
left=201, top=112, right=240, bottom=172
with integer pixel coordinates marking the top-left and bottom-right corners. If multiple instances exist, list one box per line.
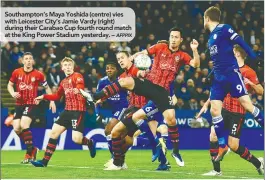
left=1, top=163, right=261, bottom=179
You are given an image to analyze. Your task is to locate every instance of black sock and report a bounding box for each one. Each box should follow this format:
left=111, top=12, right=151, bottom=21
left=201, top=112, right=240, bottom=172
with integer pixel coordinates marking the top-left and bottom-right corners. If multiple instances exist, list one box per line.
left=210, top=141, right=221, bottom=172
left=235, top=145, right=261, bottom=169
left=168, top=125, right=179, bottom=154
left=22, top=128, right=34, bottom=155
left=94, top=81, right=121, bottom=100
left=112, top=137, right=123, bottom=166
left=42, top=138, right=57, bottom=165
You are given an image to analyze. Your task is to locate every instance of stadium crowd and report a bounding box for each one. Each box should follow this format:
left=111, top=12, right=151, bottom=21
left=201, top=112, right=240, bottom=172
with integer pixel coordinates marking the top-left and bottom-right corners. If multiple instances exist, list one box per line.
left=1, top=1, right=264, bottom=111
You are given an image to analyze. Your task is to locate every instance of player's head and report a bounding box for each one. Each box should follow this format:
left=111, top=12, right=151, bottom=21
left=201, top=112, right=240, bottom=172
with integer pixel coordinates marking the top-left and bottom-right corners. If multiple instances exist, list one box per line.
left=61, top=57, right=75, bottom=75
left=22, top=52, right=34, bottom=68
left=204, top=6, right=221, bottom=29
left=116, top=51, right=132, bottom=69
left=168, top=27, right=183, bottom=49
left=233, top=44, right=247, bottom=60
left=106, top=62, right=118, bottom=79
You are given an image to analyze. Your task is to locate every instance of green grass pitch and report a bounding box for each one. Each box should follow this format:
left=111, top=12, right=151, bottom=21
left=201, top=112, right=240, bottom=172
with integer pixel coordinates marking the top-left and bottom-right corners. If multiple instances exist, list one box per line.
left=1, top=150, right=264, bottom=179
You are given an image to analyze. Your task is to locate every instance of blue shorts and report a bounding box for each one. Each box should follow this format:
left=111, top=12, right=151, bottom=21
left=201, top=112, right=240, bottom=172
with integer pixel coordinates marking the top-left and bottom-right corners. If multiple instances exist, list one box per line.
left=142, top=100, right=165, bottom=124
left=210, top=69, right=248, bottom=101
left=113, top=108, right=127, bottom=120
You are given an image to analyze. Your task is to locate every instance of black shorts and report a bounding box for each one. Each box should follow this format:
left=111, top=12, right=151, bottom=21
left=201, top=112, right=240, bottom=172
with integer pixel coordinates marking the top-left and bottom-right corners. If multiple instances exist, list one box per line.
left=55, top=110, right=86, bottom=133
left=222, top=109, right=245, bottom=138
left=133, top=78, right=174, bottom=113
left=14, top=105, right=39, bottom=120
left=119, top=106, right=139, bottom=137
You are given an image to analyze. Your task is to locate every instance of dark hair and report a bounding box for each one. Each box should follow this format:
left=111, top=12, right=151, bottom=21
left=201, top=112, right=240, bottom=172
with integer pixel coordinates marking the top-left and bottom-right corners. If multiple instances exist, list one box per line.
left=169, top=27, right=183, bottom=37
left=204, top=6, right=221, bottom=22
left=116, top=51, right=130, bottom=57
left=22, top=52, right=33, bottom=58
left=106, top=61, right=118, bottom=68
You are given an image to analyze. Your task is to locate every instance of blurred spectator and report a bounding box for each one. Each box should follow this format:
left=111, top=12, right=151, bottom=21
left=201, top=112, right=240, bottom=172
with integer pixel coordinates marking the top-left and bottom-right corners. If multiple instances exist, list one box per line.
left=1, top=42, right=11, bottom=76
left=188, top=98, right=199, bottom=110
left=56, top=42, right=67, bottom=61
left=48, top=47, right=56, bottom=59
left=87, top=68, right=99, bottom=92
left=117, top=42, right=131, bottom=53
left=186, top=79, right=196, bottom=97
left=177, top=86, right=191, bottom=103
left=47, top=67, right=60, bottom=87
left=10, top=46, right=23, bottom=70
left=175, top=98, right=189, bottom=110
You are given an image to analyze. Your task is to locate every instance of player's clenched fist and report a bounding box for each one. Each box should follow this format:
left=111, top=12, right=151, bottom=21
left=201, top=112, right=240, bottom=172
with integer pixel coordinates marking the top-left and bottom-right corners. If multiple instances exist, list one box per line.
left=190, top=39, right=199, bottom=51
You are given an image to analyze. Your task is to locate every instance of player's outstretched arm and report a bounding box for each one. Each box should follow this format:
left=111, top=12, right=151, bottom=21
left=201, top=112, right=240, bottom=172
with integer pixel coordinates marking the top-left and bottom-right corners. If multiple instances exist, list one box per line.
left=189, top=39, right=200, bottom=68
left=7, top=81, right=21, bottom=99
left=130, top=50, right=148, bottom=61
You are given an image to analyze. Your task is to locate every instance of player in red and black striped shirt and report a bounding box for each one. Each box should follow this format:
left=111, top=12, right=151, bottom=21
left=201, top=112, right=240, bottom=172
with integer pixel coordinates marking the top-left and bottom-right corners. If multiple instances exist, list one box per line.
left=7, top=52, right=56, bottom=164
left=31, top=57, right=96, bottom=167
left=198, top=45, right=264, bottom=176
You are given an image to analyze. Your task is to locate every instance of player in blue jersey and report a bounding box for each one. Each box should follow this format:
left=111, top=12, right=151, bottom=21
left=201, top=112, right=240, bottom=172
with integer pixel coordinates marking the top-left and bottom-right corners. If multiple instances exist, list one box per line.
left=95, top=61, right=129, bottom=167
left=203, top=6, right=264, bottom=160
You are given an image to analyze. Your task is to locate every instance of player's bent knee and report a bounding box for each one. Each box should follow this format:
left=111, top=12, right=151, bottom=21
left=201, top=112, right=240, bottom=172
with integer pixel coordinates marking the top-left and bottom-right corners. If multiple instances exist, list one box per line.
left=228, top=137, right=239, bottom=152
left=50, top=130, right=60, bottom=139
left=118, top=77, right=134, bottom=90
left=132, top=110, right=146, bottom=122
left=163, top=111, right=175, bottom=125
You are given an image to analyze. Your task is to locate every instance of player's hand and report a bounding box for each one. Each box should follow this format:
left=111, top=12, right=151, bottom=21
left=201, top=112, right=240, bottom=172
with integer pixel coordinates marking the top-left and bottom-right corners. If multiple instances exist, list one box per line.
left=34, top=95, right=44, bottom=105
left=195, top=104, right=208, bottom=119
left=49, top=101, right=56, bottom=113
left=244, top=77, right=254, bottom=86
left=137, top=70, right=147, bottom=78
left=129, top=52, right=142, bottom=61
left=95, top=99, right=103, bottom=106
left=190, top=39, right=199, bottom=51
left=11, top=92, right=21, bottom=99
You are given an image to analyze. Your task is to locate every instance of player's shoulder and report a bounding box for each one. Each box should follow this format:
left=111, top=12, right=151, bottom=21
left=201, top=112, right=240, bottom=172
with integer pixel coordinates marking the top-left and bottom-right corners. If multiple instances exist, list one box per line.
left=73, top=72, right=83, bottom=77
left=99, top=76, right=108, bottom=83
left=241, top=64, right=256, bottom=74
left=34, top=69, right=45, bottom=76
left=13, top=67, right=23, bottom=74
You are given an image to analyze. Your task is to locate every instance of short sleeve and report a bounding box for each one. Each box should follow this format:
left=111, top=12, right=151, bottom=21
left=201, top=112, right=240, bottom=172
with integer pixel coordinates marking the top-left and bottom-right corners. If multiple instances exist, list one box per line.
left=248, top=69, right=259, bottom=85
left=182, top=52, right=192, bottom=65
left=147, top=43, right=165, bottom=55
left=9, top=70, right=17, bottom=83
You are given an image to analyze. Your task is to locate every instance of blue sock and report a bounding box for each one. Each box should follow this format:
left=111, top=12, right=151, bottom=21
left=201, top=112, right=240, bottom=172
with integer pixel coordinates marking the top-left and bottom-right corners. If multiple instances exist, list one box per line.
left=158, top=149, right=167, bottom=164
left=161, top=133, right=168, bottom=145
left=136, top=137, right=150, bottom=147
left=212, top=116, right=226, bottom=148
left=106, top=135, right=113, bottom=158
left=135, top=120, right=157, bottom=150
left=252, top=106, right=264, bottom=127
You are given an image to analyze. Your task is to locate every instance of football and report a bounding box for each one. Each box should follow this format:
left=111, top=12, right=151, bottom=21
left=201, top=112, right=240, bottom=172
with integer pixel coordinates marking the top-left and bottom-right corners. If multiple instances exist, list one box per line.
left=134, top=54, right=152, bottom=70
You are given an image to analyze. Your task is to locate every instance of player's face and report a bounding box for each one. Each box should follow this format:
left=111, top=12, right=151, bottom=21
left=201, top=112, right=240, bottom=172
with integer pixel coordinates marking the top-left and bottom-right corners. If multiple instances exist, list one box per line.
left=22, top=55, right=34, bottom=68
left=106, top=64, right=117, bottom=79
left=169, top=31, right=183, bottom=49
left=116, top=53, right=131, bottom=69
left=61, top=61, right=74, bottom=75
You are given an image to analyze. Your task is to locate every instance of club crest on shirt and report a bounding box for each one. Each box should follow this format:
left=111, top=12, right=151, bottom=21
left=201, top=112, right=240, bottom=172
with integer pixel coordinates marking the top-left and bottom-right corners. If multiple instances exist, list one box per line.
left=175, top=56, right=180, bottom=62
left=77, top=77, right=83, bottom=82
left=31, top=77, right=35, bottom=82
left=18, top=76, right=22, bottom=80
left=213, top=34, right=217, bottom=39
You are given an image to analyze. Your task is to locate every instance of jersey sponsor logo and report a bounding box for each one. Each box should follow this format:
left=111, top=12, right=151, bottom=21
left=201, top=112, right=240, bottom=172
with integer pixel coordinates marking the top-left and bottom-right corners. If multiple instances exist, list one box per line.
left=19, top=82, right=33, bottom=90
left=161, top=53, right=167, bottom=57
left=209, top=45, right=218, bottom=56
left=65, top=88, right=79, bottom=95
